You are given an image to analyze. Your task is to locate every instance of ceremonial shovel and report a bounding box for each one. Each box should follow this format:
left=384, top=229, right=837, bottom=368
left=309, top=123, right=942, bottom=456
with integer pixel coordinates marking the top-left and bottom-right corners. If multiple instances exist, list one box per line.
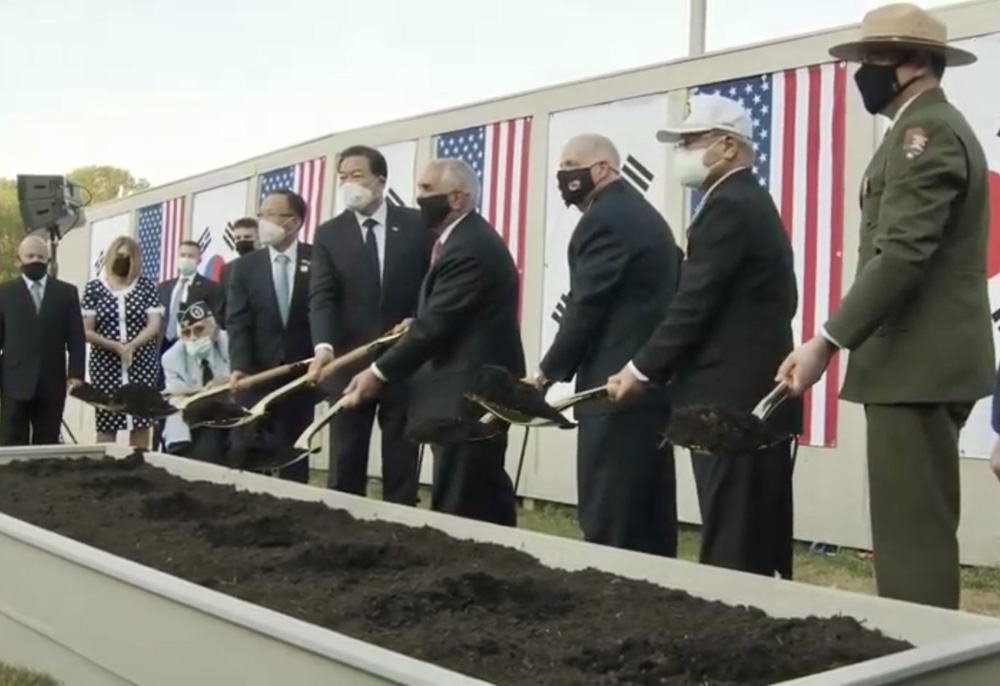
left=408, top=365, right=610, bottom=444
left=664, top=381, right=792, bottom=455
left=193, top=330, right=405, bottom=431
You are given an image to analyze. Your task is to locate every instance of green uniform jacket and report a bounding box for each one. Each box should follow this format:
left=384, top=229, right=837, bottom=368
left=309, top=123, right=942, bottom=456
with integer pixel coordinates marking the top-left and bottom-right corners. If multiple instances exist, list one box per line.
left=826, top=87, right=994, bottom=404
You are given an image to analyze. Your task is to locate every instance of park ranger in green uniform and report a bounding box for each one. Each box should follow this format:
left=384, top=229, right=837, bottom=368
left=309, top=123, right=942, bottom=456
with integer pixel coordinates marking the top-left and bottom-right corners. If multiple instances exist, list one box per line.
left=777, top=3, right=993, bottom=610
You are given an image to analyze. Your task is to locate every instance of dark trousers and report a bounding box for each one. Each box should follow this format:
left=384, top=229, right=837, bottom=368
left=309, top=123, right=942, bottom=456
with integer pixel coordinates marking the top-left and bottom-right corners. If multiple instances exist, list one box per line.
left=261, top=388, right=316, bottom=483
left=168, top=427, right=230, bottom=464
left=0, top=390, right=66, bottom=446
left=152, top=337, right=176, bottom=450
left=576, top=408, right=677, bottom=557
left=865, top=402, right=972, bottom=610
left=692, top=438, right=794, bottom=579
left=327, top=384, right=419, bottom=505
left=431, top=432, right=516, bottom=527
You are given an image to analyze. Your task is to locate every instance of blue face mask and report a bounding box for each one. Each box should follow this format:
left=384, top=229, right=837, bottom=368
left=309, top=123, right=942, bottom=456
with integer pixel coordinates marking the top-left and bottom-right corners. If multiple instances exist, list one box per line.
left=184, top=337, right=212, bottom=358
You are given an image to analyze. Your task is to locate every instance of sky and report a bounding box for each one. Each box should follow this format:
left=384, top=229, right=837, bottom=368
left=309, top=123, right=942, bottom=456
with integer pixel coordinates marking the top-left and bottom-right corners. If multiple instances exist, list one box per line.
left=0, top=0, right=963, bottom=187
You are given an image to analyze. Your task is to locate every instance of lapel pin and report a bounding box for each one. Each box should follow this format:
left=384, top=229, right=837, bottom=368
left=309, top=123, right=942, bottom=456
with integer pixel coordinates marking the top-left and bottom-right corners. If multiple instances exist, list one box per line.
left=391, top=225, right=399, bottom=232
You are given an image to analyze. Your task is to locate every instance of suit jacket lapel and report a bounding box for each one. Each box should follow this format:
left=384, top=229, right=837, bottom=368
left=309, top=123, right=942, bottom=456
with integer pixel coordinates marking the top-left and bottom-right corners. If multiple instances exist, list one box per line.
left=257, top=250, right=283, bottom=322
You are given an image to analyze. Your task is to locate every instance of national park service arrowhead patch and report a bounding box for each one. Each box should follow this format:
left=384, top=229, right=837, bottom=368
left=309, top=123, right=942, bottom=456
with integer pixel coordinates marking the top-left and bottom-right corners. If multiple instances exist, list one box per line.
left=902, top=126, right=928, bottom=160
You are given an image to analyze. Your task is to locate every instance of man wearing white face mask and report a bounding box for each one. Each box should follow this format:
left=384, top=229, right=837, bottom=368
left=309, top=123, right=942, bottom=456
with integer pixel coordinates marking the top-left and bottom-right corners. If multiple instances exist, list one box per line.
left=606, top=94, right=802, bottom=579
left=161, top=301, right=231, bottom=462
left=155, top=239, right=223, bottom=449
left=307, top=145, right=432, bottom=505
left=157, top=240, right=223, bottom=352
left=226, top=189, right=317, bottom=483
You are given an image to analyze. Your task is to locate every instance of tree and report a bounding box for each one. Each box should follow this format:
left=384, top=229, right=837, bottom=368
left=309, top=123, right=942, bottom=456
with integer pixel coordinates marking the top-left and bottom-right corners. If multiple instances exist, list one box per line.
left=67, top=165, right=150, bottom=204
left=0, top=166, right=149, bottom=282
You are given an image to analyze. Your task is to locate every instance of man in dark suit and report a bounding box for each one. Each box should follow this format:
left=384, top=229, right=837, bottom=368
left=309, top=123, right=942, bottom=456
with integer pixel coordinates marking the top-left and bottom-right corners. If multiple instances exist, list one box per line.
left=217, top=217, right=260, bottom=326
left=608, top=95, right=801, bottom=579
left=158, top=240, right=224, bottom=350
left=0, top=236, right=86, bottom=445
left=308, top=145, right=432, bottom=505
left=227, top=190, right=316, bottom=483
left=340, top=159, right=524, bottom=526
left=530, top=133, right=681, bottom=557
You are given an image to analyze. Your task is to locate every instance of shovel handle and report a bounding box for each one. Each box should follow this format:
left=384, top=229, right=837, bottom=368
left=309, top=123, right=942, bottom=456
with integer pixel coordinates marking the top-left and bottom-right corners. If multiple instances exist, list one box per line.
left=321, top=331, right=405, bottom=376
left=170, top=357, right=315, bottom=407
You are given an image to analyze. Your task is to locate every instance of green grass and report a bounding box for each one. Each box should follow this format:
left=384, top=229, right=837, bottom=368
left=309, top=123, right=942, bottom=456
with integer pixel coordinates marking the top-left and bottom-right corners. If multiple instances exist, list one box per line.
left=311, top=472, right=1000, bottom=617
left=0, top=663, right=61, bottom=686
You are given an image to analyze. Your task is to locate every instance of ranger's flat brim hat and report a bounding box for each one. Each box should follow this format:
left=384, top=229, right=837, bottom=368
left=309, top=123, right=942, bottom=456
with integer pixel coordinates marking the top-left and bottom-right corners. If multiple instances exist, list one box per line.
left=829, top=2, right=976, bottom=67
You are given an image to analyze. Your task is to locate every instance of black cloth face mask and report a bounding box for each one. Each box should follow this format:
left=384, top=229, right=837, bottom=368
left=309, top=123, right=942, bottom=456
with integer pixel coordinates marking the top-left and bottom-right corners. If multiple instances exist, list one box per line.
left=112, top=256, right=131, bottom=277
left=21, top=262, right=48, bottom=281
left=234, top=240, right=256, bottom=256
left=556, top=167, right=595, bottom=207
left=854, top=63, right=919, bottom=115
left=417, top=193, right=453, bottom=228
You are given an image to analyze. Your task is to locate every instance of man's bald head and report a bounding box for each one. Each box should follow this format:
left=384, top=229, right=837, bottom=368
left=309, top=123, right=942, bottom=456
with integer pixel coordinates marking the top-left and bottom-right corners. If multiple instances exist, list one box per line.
left=561, top=134, right=621, bottom=169
left=17, top=236, right=50, bottom=264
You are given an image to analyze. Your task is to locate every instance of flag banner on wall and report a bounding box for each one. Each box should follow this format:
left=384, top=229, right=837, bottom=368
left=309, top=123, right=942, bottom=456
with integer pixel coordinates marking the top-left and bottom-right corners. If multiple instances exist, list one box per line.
left=540, top=94, right=670, bottom=405
left=434, top=117, right=532, bottom=315
left=258, top=157, right=326, bottom=243
left=912, top=31, right=1000, bottom=458
left=136, top=197, right=185, bottom=282
left=691, top=63, right=848, bottom=449
left=192, top=180, right=250, bottom=282
left=331, top=140, right=417, bottom=213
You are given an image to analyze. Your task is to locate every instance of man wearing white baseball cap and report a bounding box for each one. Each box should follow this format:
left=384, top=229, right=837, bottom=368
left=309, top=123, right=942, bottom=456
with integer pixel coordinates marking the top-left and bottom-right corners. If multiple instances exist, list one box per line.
left=607, top=93, right=802, bottom=580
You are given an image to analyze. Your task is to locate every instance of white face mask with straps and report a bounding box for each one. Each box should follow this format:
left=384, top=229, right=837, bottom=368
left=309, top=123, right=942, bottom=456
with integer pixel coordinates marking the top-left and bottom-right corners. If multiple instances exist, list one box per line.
left=673, top=137, right=726, bottom=188
left=258, top=218, right=288, bottom=246
left=341, top=181, right=375, bottom=211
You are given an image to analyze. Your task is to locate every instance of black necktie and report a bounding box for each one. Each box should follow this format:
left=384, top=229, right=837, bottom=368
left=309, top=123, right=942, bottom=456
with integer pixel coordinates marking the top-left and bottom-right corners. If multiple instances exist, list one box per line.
left=200, top=359, right=214, bottom=387
left=363, top=217, right=381, bottom=296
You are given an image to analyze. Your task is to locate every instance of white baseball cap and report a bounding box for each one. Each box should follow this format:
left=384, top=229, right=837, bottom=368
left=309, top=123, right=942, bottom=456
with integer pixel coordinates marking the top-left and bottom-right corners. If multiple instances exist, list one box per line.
left=656, top=94, right=753, bottom=144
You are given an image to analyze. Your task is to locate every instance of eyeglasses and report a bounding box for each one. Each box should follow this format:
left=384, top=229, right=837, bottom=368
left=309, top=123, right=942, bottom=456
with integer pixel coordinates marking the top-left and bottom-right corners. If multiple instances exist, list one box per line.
left=256, top=213, right=295, bottom=222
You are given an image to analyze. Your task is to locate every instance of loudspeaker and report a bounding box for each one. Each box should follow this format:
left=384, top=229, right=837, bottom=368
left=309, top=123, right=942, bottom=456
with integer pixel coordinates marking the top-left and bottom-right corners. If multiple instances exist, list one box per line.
left=16, top=174, right=86, bottom=236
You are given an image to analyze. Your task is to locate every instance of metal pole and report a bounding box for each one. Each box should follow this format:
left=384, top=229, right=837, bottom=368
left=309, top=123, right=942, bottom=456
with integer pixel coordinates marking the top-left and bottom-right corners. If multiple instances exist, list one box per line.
left=689, top=0, right=708, bottom=57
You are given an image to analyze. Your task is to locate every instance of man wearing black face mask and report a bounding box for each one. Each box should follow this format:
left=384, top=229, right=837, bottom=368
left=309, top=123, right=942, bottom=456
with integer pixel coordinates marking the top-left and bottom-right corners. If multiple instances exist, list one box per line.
left=777, top=4, right=992, bottom=610
left=340, top=158, right=525, bottom=527
left=531, top=133, right=682, bottom=557
left=0, top=236, right=86, bottom=445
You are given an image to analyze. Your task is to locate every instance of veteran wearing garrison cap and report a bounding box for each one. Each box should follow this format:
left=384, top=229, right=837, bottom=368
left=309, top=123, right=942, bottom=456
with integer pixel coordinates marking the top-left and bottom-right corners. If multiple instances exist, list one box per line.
left=777, top=3, right=993, bottom=609
left=162, top=301, right=232, bottom=462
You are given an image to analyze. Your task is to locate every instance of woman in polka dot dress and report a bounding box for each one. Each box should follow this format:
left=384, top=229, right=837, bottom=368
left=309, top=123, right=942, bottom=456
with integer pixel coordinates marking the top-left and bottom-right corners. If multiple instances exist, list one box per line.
left=81, top=236, right=164, bottom=446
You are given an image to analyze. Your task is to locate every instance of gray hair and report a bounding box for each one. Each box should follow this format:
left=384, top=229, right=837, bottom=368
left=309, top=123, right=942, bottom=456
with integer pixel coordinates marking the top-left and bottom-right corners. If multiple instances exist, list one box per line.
left=435, top=158, right=481, bottom=208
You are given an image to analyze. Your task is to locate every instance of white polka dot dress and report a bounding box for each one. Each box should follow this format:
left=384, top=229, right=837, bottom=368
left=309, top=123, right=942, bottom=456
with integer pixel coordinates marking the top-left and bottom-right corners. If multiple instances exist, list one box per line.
left=81, top=276, right=164, bottom=433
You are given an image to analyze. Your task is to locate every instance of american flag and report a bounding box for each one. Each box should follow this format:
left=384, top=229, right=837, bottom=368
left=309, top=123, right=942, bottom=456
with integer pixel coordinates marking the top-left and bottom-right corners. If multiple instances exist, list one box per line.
left=692, top=63, right=847, bottom=448
left=435, top=117, right=532, bottom=315
left=136, top=197, right=185, bottom=282
left=258, top=157, right=326, bottom=243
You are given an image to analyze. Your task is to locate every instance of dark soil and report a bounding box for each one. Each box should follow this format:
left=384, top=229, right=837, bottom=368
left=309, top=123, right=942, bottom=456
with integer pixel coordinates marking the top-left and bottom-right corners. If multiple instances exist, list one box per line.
left=0, top=454, right=912, bottom=686
left=665, top=405, right=785, bottom=455
left=406, top=417, right=507, bottom=444
left=181, top=396, right=251, bottom=427
left=467, top=365, right=575, bottom=428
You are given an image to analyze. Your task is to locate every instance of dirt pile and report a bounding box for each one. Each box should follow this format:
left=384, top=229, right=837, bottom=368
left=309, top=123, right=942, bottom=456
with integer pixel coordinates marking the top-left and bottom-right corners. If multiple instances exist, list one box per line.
left=0, top=455, right=912, bottom=686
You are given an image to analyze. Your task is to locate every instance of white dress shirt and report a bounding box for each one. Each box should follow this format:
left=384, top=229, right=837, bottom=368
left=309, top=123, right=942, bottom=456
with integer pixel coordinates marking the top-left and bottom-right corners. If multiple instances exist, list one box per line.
left=369, top=212, right=469, bottom=382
